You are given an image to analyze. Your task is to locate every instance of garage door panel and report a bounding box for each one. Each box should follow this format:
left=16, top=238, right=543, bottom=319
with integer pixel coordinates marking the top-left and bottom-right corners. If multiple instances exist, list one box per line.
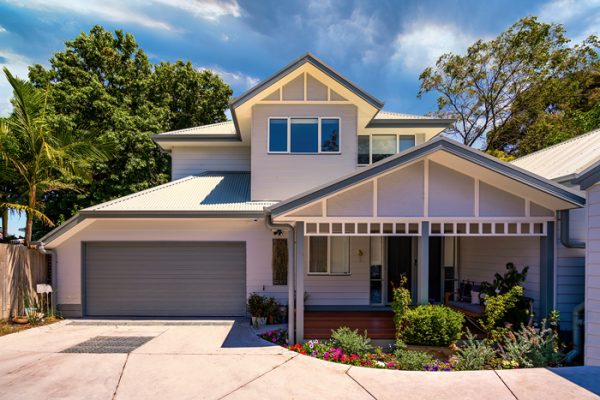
left=84, top=242, right=246, bottom=317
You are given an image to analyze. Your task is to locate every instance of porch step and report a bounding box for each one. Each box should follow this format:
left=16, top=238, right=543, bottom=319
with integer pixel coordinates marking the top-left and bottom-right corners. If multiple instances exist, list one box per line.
left=304, top=310, right=395, bottom=340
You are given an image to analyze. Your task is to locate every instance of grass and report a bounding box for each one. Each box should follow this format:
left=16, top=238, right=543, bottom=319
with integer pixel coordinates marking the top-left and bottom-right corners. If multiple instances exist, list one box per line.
left=0, top=316, right=62, bottom=337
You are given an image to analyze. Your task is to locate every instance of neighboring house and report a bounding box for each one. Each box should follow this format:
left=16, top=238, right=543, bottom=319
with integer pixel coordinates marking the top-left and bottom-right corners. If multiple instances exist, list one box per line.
left=572, top=157, right=600, bottom=366
left=38, top=54, right=586, bottom=346
left=512, top=128, right=600, bottom=331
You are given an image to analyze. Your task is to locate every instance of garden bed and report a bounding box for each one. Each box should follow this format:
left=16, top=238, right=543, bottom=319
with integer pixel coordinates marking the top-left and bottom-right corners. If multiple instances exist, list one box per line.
left=0, top=316, right=62, bottom=337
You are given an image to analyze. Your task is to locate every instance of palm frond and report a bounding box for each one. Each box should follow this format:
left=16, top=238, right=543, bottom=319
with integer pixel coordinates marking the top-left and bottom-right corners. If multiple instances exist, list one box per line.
left=0, top=202, right=54, bottom=227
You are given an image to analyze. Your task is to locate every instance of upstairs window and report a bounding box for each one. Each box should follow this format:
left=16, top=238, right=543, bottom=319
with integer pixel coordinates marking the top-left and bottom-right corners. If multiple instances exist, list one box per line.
left=268, top=119, right=288, bottom=152
left=357, top=134, right=416, bottom=165
left=268, top=117, right=341, bottom=154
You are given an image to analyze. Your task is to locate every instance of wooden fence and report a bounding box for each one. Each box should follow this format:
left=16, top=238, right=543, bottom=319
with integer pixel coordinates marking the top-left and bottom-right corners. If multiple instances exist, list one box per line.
left=0, top=244, right=49, bottom=320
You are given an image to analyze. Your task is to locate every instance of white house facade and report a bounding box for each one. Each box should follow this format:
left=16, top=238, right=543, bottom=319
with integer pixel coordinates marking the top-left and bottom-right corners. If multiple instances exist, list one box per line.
left=39, top=54, right=592, bottom=349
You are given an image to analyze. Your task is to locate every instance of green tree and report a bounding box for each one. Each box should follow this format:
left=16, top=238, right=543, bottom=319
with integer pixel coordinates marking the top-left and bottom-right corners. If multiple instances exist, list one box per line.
left=0, top=68, right=106, bottom=245
left=151, top=61, right=231, bottom=130
left=27, top=26, right=232, bottom=238
left=419, top=16, right=599, bottom=153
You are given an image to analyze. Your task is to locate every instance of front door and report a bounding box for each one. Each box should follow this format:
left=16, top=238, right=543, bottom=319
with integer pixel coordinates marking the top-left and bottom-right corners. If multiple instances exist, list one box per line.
left=387, top=237, right=413, bottom=303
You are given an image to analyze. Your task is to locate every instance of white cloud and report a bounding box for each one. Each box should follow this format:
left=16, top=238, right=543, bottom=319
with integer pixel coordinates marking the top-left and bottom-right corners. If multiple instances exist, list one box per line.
left=390, top=22, right=476, bottom=71
left=0, top=50, right=34, bottom=117
left=538, top=0, right=600, bottom=42
left=306, top=1, right=381, bottom=64
left=0, top=26, right=6, bottom=33
left=5, top=0, right=241, bottom=32
left=199, top=66, right=259, bottom=90
left=153, top=0, right=241, bottom=21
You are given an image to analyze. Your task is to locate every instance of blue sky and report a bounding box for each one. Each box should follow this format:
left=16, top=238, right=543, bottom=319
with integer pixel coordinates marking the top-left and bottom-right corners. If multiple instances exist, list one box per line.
left=0, top=0, right=599, bottom=235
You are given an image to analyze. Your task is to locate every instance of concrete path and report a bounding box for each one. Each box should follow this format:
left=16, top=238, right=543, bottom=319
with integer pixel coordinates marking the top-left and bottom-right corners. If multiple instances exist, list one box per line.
left=0, top=320, right=598, bottom=400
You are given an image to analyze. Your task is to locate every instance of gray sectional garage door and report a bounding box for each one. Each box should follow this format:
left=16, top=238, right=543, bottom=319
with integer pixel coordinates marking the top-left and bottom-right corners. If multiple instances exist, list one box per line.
left=84, top=242, right=246, bottom=317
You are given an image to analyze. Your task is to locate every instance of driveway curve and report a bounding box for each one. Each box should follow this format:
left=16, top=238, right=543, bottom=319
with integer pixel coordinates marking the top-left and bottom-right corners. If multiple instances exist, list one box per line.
left=0, top=320, right=597, bottom=400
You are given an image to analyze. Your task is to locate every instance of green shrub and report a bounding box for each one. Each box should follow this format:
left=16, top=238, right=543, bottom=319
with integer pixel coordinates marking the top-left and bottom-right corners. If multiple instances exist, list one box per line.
left=393, top=341, right=434, bottom=370
left=330, top=326, right=372, bottom=356
left=498, top=320, right=563, bottom=368
left=454, top=330, right=496, bottom=370
left=480, top=286, right=523, bottom=333
left=391, top=276, right=411, bottom=338
left=246, top=293, right=266, bottom=317
left=402, top=305, right=464, bottom=346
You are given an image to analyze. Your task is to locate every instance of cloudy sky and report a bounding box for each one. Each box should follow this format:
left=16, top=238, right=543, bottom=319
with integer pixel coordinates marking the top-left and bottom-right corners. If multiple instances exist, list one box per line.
left=0, top=0, right=599, bottom=234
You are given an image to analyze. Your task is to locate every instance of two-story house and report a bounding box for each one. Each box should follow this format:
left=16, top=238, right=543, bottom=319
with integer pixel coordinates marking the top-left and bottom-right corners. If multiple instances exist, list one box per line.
left=39, top=54, right=586, bottom=344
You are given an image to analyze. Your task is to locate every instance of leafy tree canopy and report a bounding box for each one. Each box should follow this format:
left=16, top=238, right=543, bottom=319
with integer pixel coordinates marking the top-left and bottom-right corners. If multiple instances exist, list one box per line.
left=418, top=16, right=599, bottom=155
left=27, top=25, right=232, bottom=238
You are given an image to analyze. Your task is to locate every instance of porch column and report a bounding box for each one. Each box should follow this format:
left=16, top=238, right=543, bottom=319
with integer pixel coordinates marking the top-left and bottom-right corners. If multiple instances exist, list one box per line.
left=287, top=228, right=295, bottom=345
left=540, top=221, right=555, bottom=318
left=295, top=222, right=305, bottom=342
left=417, top=221, right=430, bottom=304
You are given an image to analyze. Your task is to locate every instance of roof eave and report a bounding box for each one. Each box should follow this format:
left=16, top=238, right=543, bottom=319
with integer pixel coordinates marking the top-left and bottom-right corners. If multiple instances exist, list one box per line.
left=37, top=210, right=265, bottom=247
left=572, top=159, right=600, bottom=190
left=366, top=119, right=455, bottom=128
left=151, top=134, right=242, bottom=142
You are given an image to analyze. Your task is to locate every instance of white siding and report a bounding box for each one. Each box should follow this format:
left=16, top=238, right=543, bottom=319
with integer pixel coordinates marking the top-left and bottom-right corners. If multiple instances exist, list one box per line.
left=304, top=236, right=370, bottom=305
left=586, top=183, right=600, bottom=366
left=251, top=104, right=358, bottom=200
left=459, top=236, right=541, bottom=317
left=53, top=219, right=287, bottom=307
left=171, top=147, right=250, bottom=180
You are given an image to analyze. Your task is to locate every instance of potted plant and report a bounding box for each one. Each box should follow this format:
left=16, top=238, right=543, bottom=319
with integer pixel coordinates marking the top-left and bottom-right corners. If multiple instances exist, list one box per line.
left=265, top=297, right=281, bottom=325
left=247, top=293, right=267, bottom=327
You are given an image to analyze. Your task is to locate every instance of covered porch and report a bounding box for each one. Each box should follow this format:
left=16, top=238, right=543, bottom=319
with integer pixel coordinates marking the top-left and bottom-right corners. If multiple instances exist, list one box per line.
left=268, top=138, right=584, bottom=343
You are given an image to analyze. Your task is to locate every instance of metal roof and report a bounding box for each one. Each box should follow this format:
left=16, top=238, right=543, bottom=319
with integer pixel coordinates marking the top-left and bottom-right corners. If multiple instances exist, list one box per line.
left=86, top=172, right=275, bottom=212
left=374, top=110, right=431, bottom=120
left=155, top=121, right=236, bottom=136
left=511, top=128, right=600, bottom=181
left=267, top=136, right=585, bottom=217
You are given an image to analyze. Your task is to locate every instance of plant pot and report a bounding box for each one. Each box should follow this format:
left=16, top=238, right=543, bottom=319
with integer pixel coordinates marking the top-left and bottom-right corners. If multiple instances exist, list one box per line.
left=251, top=316, right=267, bottom=327
left=12, top=316, right=28, bottom=324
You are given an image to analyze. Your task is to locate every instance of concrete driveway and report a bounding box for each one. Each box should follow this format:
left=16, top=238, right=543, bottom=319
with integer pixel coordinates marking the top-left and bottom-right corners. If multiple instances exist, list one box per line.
left=0, top=320, right=598, bottom=400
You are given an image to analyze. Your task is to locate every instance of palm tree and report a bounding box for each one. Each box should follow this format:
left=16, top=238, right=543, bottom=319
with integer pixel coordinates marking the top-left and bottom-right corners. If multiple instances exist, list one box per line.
left=0, top=68, right=106, bottom=245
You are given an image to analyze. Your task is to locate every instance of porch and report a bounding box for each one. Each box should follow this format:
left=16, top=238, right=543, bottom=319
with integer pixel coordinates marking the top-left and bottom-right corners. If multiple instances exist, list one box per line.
left=267, top=139, right=584, bottom=343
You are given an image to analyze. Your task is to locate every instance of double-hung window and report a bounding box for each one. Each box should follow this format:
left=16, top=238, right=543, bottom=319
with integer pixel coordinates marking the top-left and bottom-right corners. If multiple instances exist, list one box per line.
left=357, top=134, right=416, bottom=165
left=268, top=117, right=340, bottom=153
left=308, top=236, right=350, bottom=275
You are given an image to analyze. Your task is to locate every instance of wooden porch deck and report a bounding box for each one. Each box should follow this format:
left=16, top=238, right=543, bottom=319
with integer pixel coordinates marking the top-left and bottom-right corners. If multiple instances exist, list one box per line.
left=304, top=310, right=395, bottom=339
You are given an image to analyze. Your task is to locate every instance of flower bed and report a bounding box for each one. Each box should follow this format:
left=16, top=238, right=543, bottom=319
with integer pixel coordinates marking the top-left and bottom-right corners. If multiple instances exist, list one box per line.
left=258, top=329, right=454, bottom=371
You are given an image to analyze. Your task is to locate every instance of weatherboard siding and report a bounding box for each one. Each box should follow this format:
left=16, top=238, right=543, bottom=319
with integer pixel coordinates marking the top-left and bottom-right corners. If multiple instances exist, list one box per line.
left=459, top=236, right=541, bottom=318
left=586, top=183, right=600, bottom=366
left=251, top=104, right=358, bottom=201
left=171, top=146, right=250, bottom=180
left=304, top=236, right=370, bottom=306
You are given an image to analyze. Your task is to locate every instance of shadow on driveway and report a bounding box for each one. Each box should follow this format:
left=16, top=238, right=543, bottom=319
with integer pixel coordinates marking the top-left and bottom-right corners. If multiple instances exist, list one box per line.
left=549, top=366, right=600, bottom=395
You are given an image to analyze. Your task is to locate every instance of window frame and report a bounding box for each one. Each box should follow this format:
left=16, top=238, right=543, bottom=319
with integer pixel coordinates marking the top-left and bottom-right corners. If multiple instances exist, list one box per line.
left=267, top=116, right=342, bottom=155
left=357, top=134, right=417, bottom=166
left=307, top=236, right=351, bottom=275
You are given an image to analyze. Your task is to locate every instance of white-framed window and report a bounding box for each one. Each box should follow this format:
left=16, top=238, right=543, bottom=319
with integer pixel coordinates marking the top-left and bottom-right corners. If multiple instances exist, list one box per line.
left=357, top=134, right=416, bottom=165
left=268, top=117, right=341, bottom=154
left=308, top=236, right=350, bottom=275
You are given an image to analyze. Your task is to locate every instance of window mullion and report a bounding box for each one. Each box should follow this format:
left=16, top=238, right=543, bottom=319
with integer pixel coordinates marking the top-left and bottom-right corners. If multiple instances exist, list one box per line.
left=287, top=118, right=291, bottom=153
left=318, top=117, right=322, bottom=153
left=369, top=134, right=373, bottom=164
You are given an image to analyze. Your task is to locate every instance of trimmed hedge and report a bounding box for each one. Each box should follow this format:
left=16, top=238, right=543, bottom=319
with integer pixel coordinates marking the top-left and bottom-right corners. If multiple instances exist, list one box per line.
left=402, top=305, right=464, bottom=346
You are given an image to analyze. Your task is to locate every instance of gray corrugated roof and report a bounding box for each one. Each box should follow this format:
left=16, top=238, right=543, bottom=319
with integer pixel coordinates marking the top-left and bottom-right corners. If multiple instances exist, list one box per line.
left=511, top=128, right=600, bottom=181
left=86, top=172, right=275, bottom=212
left=155, top=121, right=236, bottom=136
left=374, top=110, right=430, bottom=120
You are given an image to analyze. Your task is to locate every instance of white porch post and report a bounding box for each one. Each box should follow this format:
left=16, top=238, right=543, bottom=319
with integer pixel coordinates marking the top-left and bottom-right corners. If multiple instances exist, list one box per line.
left=295, top=222, right=305, bottom=342
left=417, top=221, right=430, bottom=304
left=287, top=228, right=295, bottom=345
